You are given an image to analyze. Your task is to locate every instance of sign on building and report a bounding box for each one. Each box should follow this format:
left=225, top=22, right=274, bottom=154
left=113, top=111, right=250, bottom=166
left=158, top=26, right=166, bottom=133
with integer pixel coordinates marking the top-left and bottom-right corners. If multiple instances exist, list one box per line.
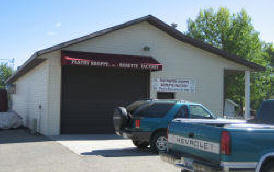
left=152, top=78, right=195, bottom=93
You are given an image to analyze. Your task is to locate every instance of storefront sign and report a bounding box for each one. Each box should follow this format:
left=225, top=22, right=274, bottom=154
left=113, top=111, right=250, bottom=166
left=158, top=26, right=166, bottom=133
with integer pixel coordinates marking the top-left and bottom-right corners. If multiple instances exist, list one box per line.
left=152, top=78, right=195, bottom=93
left=61, top=51, right=162, bottom=71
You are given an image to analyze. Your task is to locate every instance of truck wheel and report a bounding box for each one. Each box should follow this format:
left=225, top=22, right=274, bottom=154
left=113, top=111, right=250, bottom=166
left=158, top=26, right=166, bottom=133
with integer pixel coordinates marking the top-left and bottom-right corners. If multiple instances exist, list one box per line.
left=263, top=161, right=274, bottom=172
left=150, top=131, right=168, bottom=153
left=132, top=140, right=149, bottom=149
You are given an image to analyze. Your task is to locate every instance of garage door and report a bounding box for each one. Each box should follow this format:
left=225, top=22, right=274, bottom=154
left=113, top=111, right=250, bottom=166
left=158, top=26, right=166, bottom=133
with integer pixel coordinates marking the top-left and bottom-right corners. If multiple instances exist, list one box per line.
left=61, top=66, right=150, bottom=134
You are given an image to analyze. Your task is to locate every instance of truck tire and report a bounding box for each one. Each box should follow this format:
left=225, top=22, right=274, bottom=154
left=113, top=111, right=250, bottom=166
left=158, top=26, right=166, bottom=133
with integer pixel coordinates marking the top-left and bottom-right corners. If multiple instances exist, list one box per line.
left=113, top=107, right=128, bottom=132
left=262, top=161, right=274, bottom=172
left=133, top=140, right=149, bottom=149
left=150, top=131, right=168, bottom=153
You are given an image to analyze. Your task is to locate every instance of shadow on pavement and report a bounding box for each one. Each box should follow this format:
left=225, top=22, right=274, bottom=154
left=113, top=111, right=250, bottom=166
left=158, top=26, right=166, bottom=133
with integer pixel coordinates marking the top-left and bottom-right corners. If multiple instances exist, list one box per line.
left=1, top=129, right=158, bottom=158
left=81, top=147, right=156, bottom=157
left=0, top=129, right=49, bottom=144
left=0, top=128, right=127, bottom=144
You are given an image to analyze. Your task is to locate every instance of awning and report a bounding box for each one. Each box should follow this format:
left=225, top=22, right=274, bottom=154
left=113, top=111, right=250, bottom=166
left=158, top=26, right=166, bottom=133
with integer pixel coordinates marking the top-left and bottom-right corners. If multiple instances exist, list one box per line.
left=61, top=51, right=162, bottom=71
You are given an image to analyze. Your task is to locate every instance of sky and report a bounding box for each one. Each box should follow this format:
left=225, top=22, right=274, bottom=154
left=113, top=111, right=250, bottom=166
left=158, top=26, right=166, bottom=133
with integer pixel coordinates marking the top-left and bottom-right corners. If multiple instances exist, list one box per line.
left=0, top=0, right=273, bottom=68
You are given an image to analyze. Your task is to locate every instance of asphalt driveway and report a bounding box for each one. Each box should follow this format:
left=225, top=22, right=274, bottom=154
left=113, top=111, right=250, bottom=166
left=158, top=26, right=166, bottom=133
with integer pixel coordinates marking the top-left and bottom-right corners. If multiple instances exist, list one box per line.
left=50, top=134, right=179, bottom=172
left=0, top=129, right=178, bottom=172
left=0, top=129, right=92, bottom=172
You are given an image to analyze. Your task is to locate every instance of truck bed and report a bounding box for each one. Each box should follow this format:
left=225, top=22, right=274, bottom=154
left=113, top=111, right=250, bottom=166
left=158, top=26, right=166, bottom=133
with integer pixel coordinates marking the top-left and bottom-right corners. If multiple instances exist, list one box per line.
left=164, top=100, right=274, bottom=171
left=168, top=118, right=274, bottom=166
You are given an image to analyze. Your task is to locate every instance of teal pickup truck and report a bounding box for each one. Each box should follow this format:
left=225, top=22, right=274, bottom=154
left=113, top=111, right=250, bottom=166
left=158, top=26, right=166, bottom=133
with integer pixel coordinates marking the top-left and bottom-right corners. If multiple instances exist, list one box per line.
left=161, top=99, right=274, bottom=172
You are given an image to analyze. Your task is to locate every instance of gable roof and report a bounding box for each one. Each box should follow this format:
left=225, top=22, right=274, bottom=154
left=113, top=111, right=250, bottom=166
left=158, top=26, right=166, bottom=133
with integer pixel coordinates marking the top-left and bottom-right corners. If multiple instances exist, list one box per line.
left=6, top=15, right=265, bottom=84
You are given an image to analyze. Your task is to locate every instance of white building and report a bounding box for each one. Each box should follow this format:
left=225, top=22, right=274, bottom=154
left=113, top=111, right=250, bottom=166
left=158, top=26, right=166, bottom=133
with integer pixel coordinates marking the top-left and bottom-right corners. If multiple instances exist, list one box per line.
left=6, top=15, right=264, bottom=135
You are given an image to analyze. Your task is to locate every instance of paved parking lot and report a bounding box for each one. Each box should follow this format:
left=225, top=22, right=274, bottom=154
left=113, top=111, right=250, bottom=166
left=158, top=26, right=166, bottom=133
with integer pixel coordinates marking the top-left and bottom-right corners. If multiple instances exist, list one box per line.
left=49, top=134, right=137, bottom=155
left=0, top=129, right=178, bottom=172
left=0, top=129, right=92, bottom=172
left=50, top=134, right=178, bottom=172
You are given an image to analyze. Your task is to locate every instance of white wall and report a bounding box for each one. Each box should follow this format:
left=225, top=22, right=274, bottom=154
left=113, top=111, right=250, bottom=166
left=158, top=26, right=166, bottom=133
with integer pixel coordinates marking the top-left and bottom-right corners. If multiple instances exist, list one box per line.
left=12, top=60, right=49, bottom=134
left=64, top=21, right=249, bottom=116
left=45, top=51, right=61, bottom=135
left=12, top=51, right=62, bottom=135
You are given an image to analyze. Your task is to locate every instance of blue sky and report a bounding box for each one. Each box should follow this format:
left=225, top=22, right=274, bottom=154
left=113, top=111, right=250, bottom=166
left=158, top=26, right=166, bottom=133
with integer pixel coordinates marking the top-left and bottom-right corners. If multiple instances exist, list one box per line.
left=1, top=0, right=273, bottom=68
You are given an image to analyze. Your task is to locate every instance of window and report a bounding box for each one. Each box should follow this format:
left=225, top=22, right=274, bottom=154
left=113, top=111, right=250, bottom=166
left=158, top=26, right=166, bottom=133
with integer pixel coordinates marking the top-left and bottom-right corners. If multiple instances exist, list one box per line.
left=157, top=92, right=175, bottom=99
left=135, top=103, right=175, bottom=118
left=189, top=105, right=213, bottom=119
left=126, top=100, right=150, bottom=114
left=174, top=105, right=189, bottom=118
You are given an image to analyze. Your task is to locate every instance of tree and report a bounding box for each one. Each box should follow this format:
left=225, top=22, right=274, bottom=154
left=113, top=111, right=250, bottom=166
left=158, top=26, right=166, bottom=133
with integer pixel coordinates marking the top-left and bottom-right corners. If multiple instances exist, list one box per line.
left=185, top=7, right=273, bottom=111
left=250, top=48, right=273, bottom=108
left=265, top=43, right=274, bottom=67
left=261, top=43, right=274, bottom=100
left=0, top=63, right=13, bottom=88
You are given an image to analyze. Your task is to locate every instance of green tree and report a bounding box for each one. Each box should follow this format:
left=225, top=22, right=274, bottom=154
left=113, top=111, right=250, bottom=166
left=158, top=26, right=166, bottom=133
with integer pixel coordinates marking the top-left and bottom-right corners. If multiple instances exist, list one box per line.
left=0, top=63, right=13, bottom=88
left=265, top=43, right=274, bottom=67
left=251, top=43, right=273, bottom=108
left=185, top=7, right=273, bottom=111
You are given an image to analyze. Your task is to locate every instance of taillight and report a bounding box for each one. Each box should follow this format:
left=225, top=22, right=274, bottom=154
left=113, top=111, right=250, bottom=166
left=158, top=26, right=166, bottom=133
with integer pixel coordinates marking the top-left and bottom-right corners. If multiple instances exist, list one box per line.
left=221, top=131, right=231, bottom=155
left=135, top=120, right=140, bottom=128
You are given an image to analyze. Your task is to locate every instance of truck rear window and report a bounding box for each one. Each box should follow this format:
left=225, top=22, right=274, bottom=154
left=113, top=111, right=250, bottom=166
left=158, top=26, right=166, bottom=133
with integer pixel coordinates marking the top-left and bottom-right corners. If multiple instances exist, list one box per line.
left=134, top=103, right=175, bottom=118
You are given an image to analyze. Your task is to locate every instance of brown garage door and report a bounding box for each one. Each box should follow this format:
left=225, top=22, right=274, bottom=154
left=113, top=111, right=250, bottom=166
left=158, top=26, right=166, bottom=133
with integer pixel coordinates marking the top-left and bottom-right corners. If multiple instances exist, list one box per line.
left=61, top=66, right=150, bottom=134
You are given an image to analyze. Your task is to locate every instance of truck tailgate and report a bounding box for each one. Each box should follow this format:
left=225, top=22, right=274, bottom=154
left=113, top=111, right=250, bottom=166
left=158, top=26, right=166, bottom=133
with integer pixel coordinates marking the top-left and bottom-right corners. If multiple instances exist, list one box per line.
left=168, top=119, right=223, bottom=164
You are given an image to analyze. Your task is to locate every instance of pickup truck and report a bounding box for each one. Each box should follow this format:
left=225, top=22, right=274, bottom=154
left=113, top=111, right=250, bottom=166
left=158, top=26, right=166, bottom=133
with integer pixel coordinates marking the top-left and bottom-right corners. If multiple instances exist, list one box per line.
left=161, top=99, right=274, bottom=172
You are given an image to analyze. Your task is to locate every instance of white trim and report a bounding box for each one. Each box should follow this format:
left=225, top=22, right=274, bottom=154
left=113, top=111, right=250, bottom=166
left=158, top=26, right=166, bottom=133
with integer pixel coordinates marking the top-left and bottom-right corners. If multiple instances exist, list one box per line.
left=256, top=152, right=274, bottom=172
left=221, top=162, right=257, bottom=169
left=245, top=71, right=250, bottom=119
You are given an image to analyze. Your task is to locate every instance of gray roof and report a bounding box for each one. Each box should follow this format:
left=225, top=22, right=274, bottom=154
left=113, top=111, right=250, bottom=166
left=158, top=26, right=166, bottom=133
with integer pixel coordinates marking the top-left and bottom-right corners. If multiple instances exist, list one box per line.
left=6, top=15, right=265, bottom=84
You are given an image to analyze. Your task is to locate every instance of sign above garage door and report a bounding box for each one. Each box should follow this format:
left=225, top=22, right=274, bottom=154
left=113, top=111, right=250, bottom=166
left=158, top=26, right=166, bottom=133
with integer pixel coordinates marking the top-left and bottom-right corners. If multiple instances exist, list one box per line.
left=61, top=51, right=162, bottom=71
